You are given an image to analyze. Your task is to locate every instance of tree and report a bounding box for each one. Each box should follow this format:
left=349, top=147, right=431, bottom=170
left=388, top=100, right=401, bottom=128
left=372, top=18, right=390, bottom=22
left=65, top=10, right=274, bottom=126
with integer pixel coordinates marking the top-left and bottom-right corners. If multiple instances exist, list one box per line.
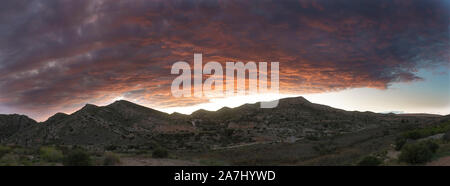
left=357, top=156, right=382, bottom=166
left=63, top=149, right=91, bottom=166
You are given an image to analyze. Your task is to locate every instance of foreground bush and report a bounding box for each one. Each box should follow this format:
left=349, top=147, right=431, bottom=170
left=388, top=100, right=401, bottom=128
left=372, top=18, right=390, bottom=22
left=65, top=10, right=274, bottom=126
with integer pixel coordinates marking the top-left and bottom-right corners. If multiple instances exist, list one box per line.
left=423, top=140, right=439, bottom=153
left=152, top=147, right=169, bottom=158
left=63, top=149, right=91, bottom=166
left=443, top=131, right=450, bottom=142
left=399, top=141, right=438, bottom=164
left=0, top=153, right=20, bottom=166
left=103, top=152, right=120, bottom=166
left=40, top=147, right=63, bottom=162
left=0, top=146, right=11, bottom=158
left=395, top=137, right=407, bottom=150
left=357, top=156, right=382, bottom=166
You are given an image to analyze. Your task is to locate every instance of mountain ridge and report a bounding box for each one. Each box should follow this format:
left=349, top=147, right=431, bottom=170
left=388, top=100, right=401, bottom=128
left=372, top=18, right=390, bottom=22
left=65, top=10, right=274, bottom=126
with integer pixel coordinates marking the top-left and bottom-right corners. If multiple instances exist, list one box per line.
left=1, top=96, right=446, bottom=124
left=0, top=96, right=446, bottom=151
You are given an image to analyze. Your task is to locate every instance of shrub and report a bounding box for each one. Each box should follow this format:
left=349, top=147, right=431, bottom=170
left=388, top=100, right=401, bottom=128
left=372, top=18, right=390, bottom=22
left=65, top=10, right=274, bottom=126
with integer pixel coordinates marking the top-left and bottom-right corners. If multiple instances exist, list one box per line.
left=357, top=156, right=382, bottom=166
left=305, top=135, right=319, bottom=141
left=103, top=152, right=120, bottom=166
left=0, top=146, right=11, bottom=158
left=401, top=121, right=450, bottom=141
left=424, top=140, right=439, bottom=153
left=40, top=147, right=63, bottom=162
left=313, top=142, right=337, bottom=155
left=395, top=137, right=407, bottom=150
left=443, top=131, right=450, bottom=142
left=0, top=153, right=19, bottom=166
left=105, top=145, right=118, bottom=151
left=399, top=141, right=437, bottom=164
left=152, top=147, right=169, bottom=158
left=63, top=149, right=91, bottom=166
left=147, top=141, right=160, bottom=150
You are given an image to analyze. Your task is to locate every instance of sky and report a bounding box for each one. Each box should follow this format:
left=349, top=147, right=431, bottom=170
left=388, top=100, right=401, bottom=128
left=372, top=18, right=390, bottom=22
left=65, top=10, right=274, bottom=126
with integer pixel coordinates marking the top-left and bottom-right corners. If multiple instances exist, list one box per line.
left=0, top=0, right=449, bottom=121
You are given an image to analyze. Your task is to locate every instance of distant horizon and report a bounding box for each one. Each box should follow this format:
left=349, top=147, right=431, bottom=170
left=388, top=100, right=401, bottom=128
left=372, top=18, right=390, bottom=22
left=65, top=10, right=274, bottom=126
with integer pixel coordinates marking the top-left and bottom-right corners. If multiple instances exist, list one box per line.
left=2, top=93, right=447, bottom=123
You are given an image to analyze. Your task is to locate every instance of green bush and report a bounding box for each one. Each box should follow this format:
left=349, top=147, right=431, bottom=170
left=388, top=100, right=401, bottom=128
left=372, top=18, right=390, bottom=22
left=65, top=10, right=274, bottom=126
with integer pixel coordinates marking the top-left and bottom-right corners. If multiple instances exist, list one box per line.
left=103, top=152, right=120, bottom=166
left=403, top=131, right=422, bottom=140
left=63, top=149, right=91, bottom=166
left=399, top=141, right=438, bottom=164
left=105, top=145, right=118, bottom=151
left=152, top=147, right=169, bottom=158
left=395, top=137, right=407, bottom=150
left=443, top=131, right=450, bottom=142
left=357, top=156, right=382, bottom=166
left=424, top=140, right=439, bottom=153
left=0, top=153, right=19, bottom=166
left=40, top=147, right=63, bottom=162
left=401, top=121, right=450, bottom=141
left=0, top=146, right=11, bottom=158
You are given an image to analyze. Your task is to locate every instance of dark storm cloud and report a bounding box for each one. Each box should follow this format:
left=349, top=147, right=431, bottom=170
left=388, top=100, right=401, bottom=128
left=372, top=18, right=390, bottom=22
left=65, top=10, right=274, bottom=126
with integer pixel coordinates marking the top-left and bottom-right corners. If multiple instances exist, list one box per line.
left=0, top=0, right=448, bottom=119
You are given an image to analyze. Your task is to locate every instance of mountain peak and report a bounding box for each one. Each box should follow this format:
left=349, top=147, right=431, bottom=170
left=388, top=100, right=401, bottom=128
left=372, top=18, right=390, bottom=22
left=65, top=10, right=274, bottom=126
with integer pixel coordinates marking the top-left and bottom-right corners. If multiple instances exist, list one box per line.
left=44, top=112, right=69, bottom=123
left=107, top=100, right=146, bottom=109
left=192, top=109, right=211, bottom=115
left=82, top=103, right=98, bottom=109
left=75, top=103, right=99, bottom=114
left=0, top=114, right=36, bottom=122
left=109, top=100, right=135, bottom=106
left=106, top=99, right=168, bottom=117
left=283, top=96, right=310, bottom=103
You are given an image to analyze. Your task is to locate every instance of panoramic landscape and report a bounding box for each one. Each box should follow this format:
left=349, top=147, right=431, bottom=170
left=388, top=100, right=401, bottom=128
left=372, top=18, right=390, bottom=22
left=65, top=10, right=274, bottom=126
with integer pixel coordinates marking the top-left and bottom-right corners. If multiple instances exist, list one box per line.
left=0, top=0, right=449, bottom=168
left=1, top=97, right=450, bottom=166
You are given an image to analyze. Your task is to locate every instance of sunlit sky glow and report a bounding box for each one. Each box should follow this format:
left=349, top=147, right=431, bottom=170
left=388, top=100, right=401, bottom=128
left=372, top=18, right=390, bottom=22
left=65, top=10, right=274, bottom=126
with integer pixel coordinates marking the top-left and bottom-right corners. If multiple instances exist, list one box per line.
left=0, top=0, right=449, bottom=121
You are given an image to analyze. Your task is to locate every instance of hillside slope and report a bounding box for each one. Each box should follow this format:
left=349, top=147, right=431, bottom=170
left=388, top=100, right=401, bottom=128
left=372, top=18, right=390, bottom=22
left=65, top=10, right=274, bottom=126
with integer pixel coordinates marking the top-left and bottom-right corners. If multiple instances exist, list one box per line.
left=1, top=97, right=441, bottom=151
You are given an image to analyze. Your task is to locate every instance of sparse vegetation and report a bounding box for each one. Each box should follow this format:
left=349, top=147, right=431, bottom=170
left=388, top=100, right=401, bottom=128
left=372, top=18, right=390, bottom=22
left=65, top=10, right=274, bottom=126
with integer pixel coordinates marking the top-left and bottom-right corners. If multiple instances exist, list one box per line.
left=305, top=135, right=319, bottom=141
left=199, top=159, right=227, bottom=166
left=152, top=147, right=169, bottom=158
left=105, top=145, right=118, bottom=151
left=395, top=121, right=450, bottom=151
left=40, top=146, right=63, bottom=162
left=63, top=149, right=92, bottom=166
left=399, top=140, right=439, bottom=164
left=0, top=153, right=20, bottom=166
left=424, top=140, right=439, bottom=153
left=1, top=97, right=449, bottom=166
left=313, top=141, right=337, bottom=155
left=0, top=145, right=11, bottom=158
left=443, top=131, right=450, bottom=142
left=103, top=152, right=120, bottom=166
left=401, top=121, right=450, bottom=141
left=395, top=137, right=407, bottom=150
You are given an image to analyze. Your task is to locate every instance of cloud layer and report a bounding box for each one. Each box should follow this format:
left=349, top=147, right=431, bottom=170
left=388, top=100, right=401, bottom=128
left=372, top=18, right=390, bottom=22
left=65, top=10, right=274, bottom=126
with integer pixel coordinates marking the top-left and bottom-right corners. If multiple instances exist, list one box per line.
left=0, top=0, right=449, bottom=120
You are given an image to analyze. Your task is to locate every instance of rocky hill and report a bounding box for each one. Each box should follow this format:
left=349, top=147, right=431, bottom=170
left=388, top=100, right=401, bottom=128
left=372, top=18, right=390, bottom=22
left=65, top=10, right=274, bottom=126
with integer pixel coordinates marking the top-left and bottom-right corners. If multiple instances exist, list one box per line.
left=4, top=100, right=192, bottom=148
left=0, top=97, right=442, bottom=151
left=0, top=114, right=37, bottom=142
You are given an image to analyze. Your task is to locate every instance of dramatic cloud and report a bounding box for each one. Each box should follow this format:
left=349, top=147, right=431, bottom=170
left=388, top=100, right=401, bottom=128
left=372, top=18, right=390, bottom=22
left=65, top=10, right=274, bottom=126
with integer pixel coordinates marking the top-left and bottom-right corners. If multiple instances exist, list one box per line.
left=0, top=0, right=449, bottom=120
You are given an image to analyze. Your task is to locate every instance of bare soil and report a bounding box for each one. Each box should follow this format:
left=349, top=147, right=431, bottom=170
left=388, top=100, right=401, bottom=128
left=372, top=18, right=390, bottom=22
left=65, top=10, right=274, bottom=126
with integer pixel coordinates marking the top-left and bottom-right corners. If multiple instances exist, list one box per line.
left=119, top=157, right=200, bottom=166
left=427, top=156, right=450, bottom=166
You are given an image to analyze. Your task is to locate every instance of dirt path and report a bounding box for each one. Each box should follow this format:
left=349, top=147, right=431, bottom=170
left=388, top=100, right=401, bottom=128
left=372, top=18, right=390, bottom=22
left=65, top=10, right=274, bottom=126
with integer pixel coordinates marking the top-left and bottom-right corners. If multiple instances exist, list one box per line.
left=211, top=141, right=280, bottom=150
left=119, top=157, right=200, bottom=166
left=427, top=156, right=450, bottom=166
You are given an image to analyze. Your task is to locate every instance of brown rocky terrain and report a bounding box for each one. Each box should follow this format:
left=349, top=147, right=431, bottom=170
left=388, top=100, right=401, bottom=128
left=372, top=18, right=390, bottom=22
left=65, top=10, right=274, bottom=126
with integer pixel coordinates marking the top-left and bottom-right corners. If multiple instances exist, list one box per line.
left=0, top=96, right=446, bottom=165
